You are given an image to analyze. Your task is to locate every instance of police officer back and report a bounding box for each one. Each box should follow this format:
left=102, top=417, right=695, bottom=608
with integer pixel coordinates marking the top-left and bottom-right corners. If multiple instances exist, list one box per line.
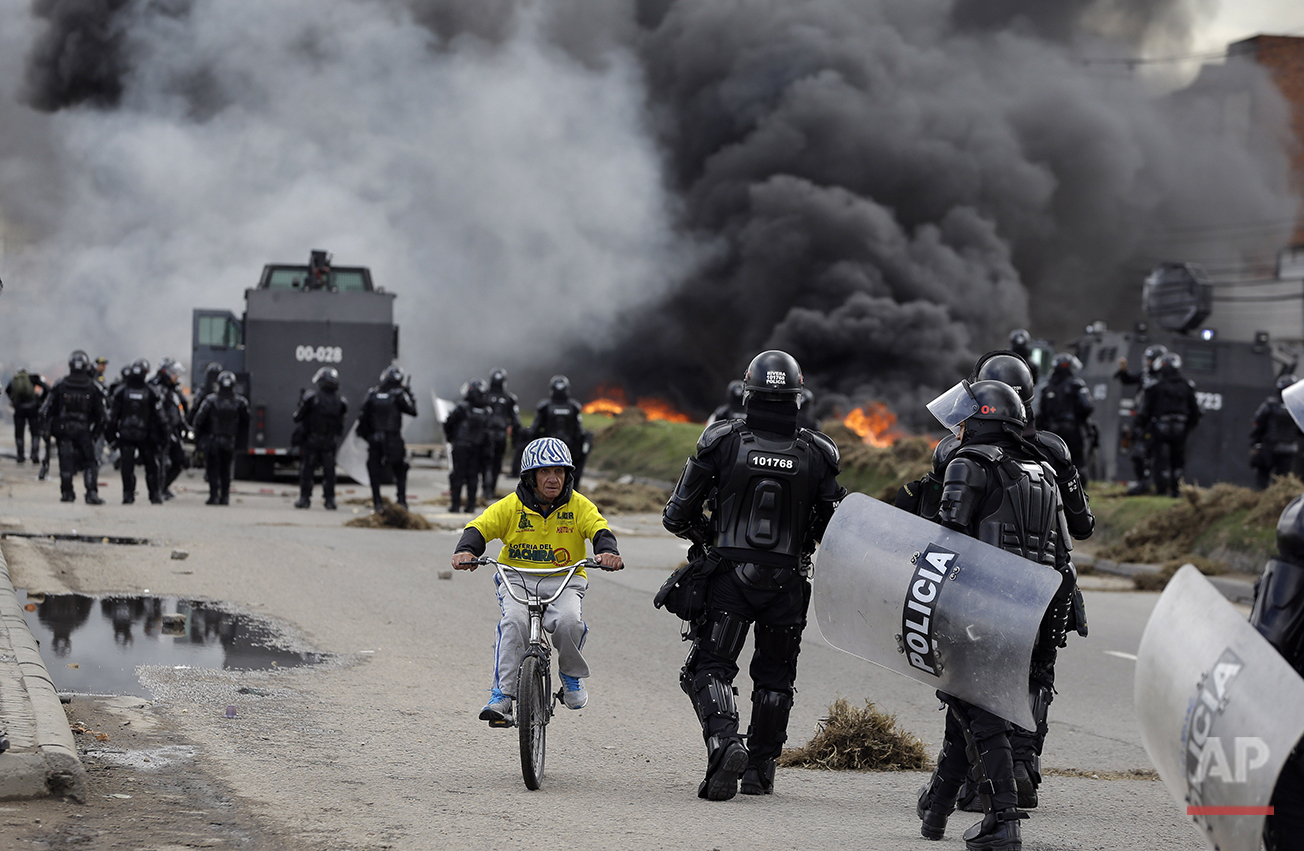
left=6, top=367, right=50, bottom=465
left=358, top=366, right=417, bottom=512
left=1035, top=354, right=1094, bottom=480
left=294, top=367, right=347, bottom=510
left=1250, top=374, right=1302, bottom=490
left=662, top=350, right=845, bottom=801
left=191, top=371, right=249, bottom=505
left=482, top=368, right=521, bottom=498
left=150, top=359, right=189, bottom=500
left=1115, top=344, right=1167, bottom=494
left=41, top=351, right=108, bottom=504
left=107, top=359, right=167, bottom=504
left=444, top=379, right=493, bottom=514
left=1135, top=353, right=1201, bottom=497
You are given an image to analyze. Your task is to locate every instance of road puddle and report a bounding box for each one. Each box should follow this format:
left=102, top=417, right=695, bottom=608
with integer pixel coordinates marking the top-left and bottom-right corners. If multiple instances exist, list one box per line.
left=20, top=591, right=324, bottom=697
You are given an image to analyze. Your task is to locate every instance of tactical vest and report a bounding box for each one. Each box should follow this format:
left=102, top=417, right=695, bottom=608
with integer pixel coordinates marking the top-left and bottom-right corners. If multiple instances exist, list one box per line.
left=53, top=375, right=98, bottom=435
left=1041, top=377, right=1085, bottom=425
left=710, top=428, right=820, bottom=567
left=307, top=391, right=345, bottom=440
left=486, top=391, right=516, bottom=432
left=368, top=390, right=404, bottom=434
left=953, top=443, right=1064, bottom=570
left=453, top=403, right=492, bottom=446
left=117, top=387, right=154, bottom=443
left=540, top=402, right=581, bottom=443
left=1260, top=400, right=1300, bottom=452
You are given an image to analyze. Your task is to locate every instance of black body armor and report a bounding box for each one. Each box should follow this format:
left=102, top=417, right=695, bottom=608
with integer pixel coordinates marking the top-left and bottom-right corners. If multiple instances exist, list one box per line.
left=45, top=373, right=104, bottom=438
left=296, top=389, right=346, bottom=449
left=534, top=398, right=583, bottom=444
left=446, top=401, right=492, bottom=446
left=362, top=387, right=416, bottom=437
left=1252, top=398, right=1302, bottom=456
left=486, top=390, right=520, bottom=435
left=111, top=385, right=159, bottom=444
left=194, top=393, right=249, bottom=452
left=1037, top=375, right=1093, bottom=429
left=1252, top=496, right=1304, bottom=677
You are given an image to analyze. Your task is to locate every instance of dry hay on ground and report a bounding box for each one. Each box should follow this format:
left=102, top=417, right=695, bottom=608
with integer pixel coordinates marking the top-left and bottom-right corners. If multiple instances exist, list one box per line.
left=343, top=498, right=432, bottom=530
left=779, top=697, right=931, bottom=771
left=583, top=479, right=671, bottom=514
left=822, top=425, right=936, bottom=501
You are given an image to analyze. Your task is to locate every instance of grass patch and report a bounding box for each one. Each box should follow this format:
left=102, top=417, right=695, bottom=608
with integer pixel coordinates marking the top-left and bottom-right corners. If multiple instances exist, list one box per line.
left=779, top=697, right=931, bottom=771
left=586, top=409, right=703, bottom=482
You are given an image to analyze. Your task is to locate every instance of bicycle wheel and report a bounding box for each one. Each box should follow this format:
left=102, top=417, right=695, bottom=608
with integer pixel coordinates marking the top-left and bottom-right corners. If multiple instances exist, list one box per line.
left=517, top=653, right=548, bottom=789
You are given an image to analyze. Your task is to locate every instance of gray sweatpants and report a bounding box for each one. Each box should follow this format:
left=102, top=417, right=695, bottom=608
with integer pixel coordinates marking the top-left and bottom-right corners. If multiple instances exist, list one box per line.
left=492, top=573, right=589, bottom=697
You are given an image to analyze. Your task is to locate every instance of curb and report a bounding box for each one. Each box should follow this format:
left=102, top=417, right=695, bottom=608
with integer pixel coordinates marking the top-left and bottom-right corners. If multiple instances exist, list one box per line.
left=0, top=543, right=87, bottom=801
left=1077, top=553, right=1258, bottom=605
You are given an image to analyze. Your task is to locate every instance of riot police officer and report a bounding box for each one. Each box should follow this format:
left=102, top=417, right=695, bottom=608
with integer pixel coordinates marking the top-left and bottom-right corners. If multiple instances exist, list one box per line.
left=1136, top=353, right=1201, bottom=497
left=444, top=379, right=492, bottom=513
left=358, top=365, right=417, bottom=512
left=1036, top=354, right=1095, bottom=480
left=706, top=380, right=746, bottom=426
left=917, top=380, right=1076, bottom=850
left=482, top=368, right=521, bottom=498
left=107, top=359, right=167, bottom=504
left=149, top=358, right=189, bottom=499
left=1008, top=329, right=1038, bottom=383
left=191, top=371, right=249, bottom=505
left=41, top=351, right=108, bottom=504
left=293, top=367, right=347, bottom=510
left=662, top=350, right=845, bottom=801
left=796, top=387, right=820, bottom=431
left=1115, top=344, right=1167, bottom=494
left=5, top=367, right=50, bottom=465
left=1250, top=374, right=1302, bottom=490
left=531, top=375, right=590, bottom=484
left=192, top=362, right=224, bottom=414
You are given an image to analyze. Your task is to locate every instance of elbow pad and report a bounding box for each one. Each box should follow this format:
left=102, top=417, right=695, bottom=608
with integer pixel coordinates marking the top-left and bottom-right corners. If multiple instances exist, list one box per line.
left=937, top=457, right=986, bottom=530
left=663, top=454, right=714, bottom=536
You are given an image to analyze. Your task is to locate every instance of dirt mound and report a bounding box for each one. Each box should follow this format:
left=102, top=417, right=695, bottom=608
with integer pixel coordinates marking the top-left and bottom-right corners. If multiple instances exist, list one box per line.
left=344, top=499, right=432, bottom=530
left=583, top=479, right=671, bottom=514
left=823, top=426, right=936, bottom=501
left=1100, top=475, right=1300, bottom=575
left=779, top=697, right=931, bottom=771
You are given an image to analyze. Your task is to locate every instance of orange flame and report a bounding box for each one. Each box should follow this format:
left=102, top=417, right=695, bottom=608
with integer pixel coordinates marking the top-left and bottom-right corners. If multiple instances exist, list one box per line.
left=844, top=402, right=909, bottom=447
left=582, top=384, right=693, bottom=423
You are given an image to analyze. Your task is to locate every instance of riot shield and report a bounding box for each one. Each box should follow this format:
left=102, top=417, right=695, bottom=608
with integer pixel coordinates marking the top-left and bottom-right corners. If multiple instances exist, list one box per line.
left=1135, top=565, right=1304, bottom=851
left=813, top=492, right=1062, bottom=730
left=1283, top=379, right=1304, bottom=432
left=336, top=420, right=371, bottom=487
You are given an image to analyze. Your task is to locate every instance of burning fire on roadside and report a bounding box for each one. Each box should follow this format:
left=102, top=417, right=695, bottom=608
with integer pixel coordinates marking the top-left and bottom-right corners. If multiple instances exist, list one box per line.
left=582, top=384, right=693, bottom=423
left=843, top=402, right=910, bottom=447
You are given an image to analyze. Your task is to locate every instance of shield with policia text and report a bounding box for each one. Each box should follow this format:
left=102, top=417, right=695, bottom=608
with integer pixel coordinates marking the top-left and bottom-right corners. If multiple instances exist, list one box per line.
left=1135, top=565, right=1304, bottom=851
left=813, top=492, right=1063, bottom=730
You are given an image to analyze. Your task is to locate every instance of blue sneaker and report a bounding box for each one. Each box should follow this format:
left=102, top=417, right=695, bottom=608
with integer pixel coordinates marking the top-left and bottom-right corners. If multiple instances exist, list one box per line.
left=479, top=687, right=513, bottom=727
left=560, top=674, right=588, bottom=709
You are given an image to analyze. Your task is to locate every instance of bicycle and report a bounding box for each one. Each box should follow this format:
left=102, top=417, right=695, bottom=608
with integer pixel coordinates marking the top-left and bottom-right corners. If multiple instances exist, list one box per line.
left=471, top=556, right=609, bottom=790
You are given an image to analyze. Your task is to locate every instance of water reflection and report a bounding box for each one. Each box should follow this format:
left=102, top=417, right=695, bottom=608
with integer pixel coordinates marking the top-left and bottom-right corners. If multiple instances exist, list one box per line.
left=22, top=591, right=324, bottom=697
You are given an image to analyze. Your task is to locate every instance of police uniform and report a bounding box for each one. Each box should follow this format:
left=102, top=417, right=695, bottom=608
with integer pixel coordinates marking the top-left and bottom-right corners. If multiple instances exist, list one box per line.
left=41, top=354, right=108, bottom=504
left=663, top=350, right=844, bottom=801
left=483, top=370, right=521, bottom=498
left=1036, top=362, right=1094, bottom=480
left=1250, top=383, right=1302, bottom=490
left=445, top=382, right=493, bottom=513
left=1136, top=357, right=1201, bottom=497
left=294, top=374, right=347, bottom=510
left=108, top=365, right=166, bottom=504
left=191, top=375, right=250, bottom=505
left=358, top=369, right=417, bottom=511
left=6, top=370, right=51, bottom=464
left=532, top=376, right=588, bottom=483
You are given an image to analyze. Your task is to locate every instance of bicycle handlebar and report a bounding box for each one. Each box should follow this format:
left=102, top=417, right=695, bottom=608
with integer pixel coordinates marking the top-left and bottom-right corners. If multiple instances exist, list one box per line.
left=470, top=557, right=613, bottom=608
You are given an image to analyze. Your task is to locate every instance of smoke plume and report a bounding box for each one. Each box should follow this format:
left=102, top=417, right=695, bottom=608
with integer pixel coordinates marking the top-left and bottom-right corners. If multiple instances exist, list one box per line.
left=0, top=0, right=1297, bottom=429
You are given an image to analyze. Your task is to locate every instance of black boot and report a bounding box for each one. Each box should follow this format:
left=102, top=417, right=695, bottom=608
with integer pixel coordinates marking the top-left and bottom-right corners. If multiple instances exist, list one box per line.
left=1013, top=760, right=1038, bottom=809
left=918, top=775, right=958, bottom=840
left=60, top=478, right=76, bottom=503
left=206, top=492, right=220, bottom=505
left=324, top=497, right=337, bottom=510
left=38, top=459, right=49, bottom=480
left=449, top=495, right=460, bottom=513
left=963, top=808, right=1027, bottom=851
left=294, top=494, right=310, bottom=509
left=698, top=736, right=748, bottom=801
left=740, top=759, right=774, bottom=795
left=123, top=492, right=135, bottom=505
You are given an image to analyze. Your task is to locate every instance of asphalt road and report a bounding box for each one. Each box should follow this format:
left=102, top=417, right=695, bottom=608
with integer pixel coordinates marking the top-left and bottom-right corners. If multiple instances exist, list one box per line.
left=0, top=453, right=1208, bottom=850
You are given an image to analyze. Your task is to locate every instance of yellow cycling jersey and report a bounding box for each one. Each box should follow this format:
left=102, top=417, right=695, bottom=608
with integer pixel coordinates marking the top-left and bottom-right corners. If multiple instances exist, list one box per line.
left=468, top=491, right=611, bottom=579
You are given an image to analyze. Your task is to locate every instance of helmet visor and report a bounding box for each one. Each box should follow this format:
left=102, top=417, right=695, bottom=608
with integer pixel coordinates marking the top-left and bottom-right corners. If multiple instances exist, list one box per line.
left=1283, top=379, right=1304, bottom=432
left=927, top=380, right=979, bottom=436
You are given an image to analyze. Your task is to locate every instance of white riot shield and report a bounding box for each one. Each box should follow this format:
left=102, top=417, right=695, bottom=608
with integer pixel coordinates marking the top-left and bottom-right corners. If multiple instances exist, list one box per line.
left=336, top=420, right=371, bottom=487
left=1135, top=565, right=1304, bottom=851
left=813, top=492, right=1062, bottom=730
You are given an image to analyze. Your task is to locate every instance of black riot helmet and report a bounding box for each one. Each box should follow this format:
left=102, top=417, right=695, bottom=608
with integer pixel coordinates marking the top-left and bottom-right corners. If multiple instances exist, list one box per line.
left=217, top=370, right=237, bottom=395
left=963, top=379, right=1026, bottom=442
left=742, top=350, right=803, bottom=405
left=69, top=350, right=91, bottom=374
left=1156, top=352, right=1182, bottom=374
left=972, top=351, right=1034, bottom=405
left=1008, top=329, right=1032, bottom=356
left=726, top=379, right=744, bottom=406
left=490, top=368, right=507, bottom=391
left=466, top=378, right=487, bottom=405
left=206, top=361, right=222, bottom=378
left=126, top=359, right=148, bottom=387
left=549, top=375, right=570, bottom=402
left=313, top=367, right=340, bottom=392
left=379, top=365, right=404, bottom=388
left=1051, top=353, right=1080, bottom=376
left=1143, top=344, right=1168, bottom=373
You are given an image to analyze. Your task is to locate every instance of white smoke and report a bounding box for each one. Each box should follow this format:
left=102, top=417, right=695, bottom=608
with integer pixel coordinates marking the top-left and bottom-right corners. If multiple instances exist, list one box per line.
left=0, top=0, right=692, bottom=406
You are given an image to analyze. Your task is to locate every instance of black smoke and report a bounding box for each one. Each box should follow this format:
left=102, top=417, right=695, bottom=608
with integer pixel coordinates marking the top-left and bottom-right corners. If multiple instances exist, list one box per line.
left=23, top=0, right=135, bottom=111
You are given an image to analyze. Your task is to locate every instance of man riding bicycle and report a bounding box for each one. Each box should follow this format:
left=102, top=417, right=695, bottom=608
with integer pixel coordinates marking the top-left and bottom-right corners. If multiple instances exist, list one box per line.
left=452, top=437, right=623, bottom=725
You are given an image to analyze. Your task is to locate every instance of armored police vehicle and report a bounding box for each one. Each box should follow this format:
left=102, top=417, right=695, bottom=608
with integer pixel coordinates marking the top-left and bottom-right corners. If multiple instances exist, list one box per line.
left=1069, top=262, right=1285, bottom=488
left=191, top=251, right=398, bottom=479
